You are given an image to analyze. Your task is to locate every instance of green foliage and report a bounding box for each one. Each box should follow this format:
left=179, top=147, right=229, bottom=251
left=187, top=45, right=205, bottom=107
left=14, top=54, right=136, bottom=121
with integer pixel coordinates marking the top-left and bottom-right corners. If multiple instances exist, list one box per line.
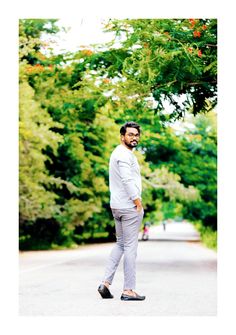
left=19, top=81, right=63, bottom=222
left=139, top=110, right=217, bottom=229
left=19, top=19, right=59, bottom=38
left=195, top=221, right=217, bottom=250
left=19, top=18, right=217, bottom=250
left=176, top=111, right=217, bottom=229
left=102, top=18, right=217, bottom=117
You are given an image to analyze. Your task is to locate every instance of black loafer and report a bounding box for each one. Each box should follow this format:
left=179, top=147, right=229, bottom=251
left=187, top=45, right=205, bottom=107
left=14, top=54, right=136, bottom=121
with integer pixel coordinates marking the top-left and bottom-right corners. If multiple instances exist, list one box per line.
left=121, top=293, right=146, bottom=301
left=98, top=284, right=114, bottom=299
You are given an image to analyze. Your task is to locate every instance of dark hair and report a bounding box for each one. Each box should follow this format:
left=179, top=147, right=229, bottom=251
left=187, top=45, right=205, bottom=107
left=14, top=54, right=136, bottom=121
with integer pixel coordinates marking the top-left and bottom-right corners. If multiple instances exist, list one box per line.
left=120, top=121, right=141, bottom=135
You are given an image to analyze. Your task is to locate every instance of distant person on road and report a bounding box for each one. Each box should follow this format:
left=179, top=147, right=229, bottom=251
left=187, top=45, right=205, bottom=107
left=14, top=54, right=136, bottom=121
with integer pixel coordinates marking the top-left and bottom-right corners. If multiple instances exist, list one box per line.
left=98, top=121, right=145, bottom=301
left=142, top=221, right=151, bottom=240
left=162, top=220, right=167, bottom=231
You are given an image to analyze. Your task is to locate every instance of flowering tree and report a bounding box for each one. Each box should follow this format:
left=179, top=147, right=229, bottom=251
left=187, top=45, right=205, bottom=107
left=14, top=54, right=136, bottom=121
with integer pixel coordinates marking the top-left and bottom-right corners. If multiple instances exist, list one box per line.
left=92, top=18, right=217, bottom=120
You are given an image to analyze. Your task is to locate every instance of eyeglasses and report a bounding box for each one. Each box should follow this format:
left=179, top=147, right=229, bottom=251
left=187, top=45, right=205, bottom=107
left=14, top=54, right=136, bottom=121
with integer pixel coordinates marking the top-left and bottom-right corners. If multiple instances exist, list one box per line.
left=127, top=133, right=140, bottom=138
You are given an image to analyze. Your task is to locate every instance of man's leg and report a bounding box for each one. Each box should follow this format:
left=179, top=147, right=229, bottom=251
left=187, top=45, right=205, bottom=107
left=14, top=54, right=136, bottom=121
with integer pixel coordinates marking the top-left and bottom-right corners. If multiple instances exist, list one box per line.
left=102, top=209, right=124, bottom=286
left=122, top=207, right=144, bottom=291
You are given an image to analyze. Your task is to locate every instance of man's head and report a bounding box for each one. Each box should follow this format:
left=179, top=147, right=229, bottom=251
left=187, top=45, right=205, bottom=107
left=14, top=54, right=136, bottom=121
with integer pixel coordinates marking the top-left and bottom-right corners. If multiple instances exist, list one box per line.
left=120, top=121, right=141, bottom=149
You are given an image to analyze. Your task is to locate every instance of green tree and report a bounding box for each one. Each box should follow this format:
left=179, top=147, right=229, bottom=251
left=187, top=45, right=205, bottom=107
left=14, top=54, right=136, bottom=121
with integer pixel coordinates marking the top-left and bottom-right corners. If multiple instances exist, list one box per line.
left=19, top=19, right=119, bottom=247
left=91, top=19, right=217, bottom=118
left=178, top=111, right=217, bottom=229
left=19, top=81, right=63, bottom=222
left=19, top=18, right=217, bottom=249
left=140, top=110, right=217, bottom=229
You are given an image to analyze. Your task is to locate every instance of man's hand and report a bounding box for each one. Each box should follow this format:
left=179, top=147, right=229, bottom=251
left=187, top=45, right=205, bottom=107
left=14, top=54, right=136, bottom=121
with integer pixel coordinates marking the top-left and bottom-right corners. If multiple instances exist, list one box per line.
left=133, top=198, right=143, bottom=212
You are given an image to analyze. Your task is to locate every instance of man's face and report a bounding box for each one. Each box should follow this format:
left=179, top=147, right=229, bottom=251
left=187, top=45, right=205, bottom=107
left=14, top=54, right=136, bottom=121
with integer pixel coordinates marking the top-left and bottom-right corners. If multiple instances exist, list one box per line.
left=121, top=127, right=140, bottom=149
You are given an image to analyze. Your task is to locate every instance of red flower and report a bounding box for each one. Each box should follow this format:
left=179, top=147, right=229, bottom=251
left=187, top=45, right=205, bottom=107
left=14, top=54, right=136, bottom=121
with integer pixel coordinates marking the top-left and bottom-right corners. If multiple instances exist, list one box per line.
left=198, top=50, right=202, bottom=57
left=189, top=19, right=196, bottom=26
left=202, top=25, right=207, bottom=30
left=82, top=49, right=93, bottom=56
left=188, top=47, right=193, bottom=53
left=33, top=64, right=44, bottom=72
left=193, top=30, right=201, bottom=37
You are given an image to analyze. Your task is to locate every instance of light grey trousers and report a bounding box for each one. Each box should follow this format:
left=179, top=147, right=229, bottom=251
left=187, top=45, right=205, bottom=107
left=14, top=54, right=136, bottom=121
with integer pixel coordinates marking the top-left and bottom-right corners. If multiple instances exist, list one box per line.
left=102, top=207, right=144, bottom=290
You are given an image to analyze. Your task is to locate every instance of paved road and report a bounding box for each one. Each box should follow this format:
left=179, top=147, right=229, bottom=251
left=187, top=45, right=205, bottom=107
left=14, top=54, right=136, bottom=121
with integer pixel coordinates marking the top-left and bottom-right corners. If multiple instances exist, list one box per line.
left=19, top=222, right=217, bottom=316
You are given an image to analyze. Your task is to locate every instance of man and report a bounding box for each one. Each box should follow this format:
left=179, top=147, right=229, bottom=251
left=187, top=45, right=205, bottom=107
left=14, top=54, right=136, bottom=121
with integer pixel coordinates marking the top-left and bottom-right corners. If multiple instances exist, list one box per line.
left=98, top=121, right=145, bottom=301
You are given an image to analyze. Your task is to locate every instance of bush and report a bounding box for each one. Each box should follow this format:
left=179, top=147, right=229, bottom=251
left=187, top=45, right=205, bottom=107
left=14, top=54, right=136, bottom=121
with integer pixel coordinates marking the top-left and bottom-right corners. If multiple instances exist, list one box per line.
left=195, top=221, right=217, bottom=251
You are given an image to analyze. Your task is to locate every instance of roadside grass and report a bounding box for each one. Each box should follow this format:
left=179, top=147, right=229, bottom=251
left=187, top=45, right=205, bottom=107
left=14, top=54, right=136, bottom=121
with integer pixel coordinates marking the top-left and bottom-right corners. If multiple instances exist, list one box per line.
left=19, top=231, right=111, bottom=251
left=195, top=221, right=217, bottom=251
left=52, top=232, right=111, bottom=250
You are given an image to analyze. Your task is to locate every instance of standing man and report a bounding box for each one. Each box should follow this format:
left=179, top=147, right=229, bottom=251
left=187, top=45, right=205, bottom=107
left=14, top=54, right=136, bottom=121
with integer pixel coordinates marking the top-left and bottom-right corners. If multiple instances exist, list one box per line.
left=98, top=121, right=145, bottom=301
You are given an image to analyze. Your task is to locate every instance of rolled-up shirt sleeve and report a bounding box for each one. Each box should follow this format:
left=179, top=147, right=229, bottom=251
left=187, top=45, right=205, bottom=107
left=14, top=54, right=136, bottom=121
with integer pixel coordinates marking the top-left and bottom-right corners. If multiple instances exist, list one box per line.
left=117, top=159, right=140, bottom=200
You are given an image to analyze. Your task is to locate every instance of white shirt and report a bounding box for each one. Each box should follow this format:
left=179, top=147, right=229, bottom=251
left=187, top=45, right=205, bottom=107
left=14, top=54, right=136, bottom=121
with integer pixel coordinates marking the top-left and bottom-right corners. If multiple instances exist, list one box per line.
left=109, top=144, right=142, bottom=209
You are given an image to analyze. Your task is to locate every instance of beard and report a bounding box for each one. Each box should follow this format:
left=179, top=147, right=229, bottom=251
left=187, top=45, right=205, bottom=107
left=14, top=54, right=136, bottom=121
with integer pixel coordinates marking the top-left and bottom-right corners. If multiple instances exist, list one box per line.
left=124, top=139, right=138, bottom=149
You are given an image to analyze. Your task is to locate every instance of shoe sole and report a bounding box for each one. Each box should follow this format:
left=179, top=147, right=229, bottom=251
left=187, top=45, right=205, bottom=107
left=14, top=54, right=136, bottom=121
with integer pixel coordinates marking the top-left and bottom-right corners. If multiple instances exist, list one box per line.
left=121, top=296, right=145, bottom=301
left=98, top=289, right=114, bottom=299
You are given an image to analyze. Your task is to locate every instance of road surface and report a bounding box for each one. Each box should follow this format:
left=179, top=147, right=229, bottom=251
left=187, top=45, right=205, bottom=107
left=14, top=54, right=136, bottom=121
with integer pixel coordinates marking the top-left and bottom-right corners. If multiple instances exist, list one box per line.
left=19, top=222, right=217, bottom=316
